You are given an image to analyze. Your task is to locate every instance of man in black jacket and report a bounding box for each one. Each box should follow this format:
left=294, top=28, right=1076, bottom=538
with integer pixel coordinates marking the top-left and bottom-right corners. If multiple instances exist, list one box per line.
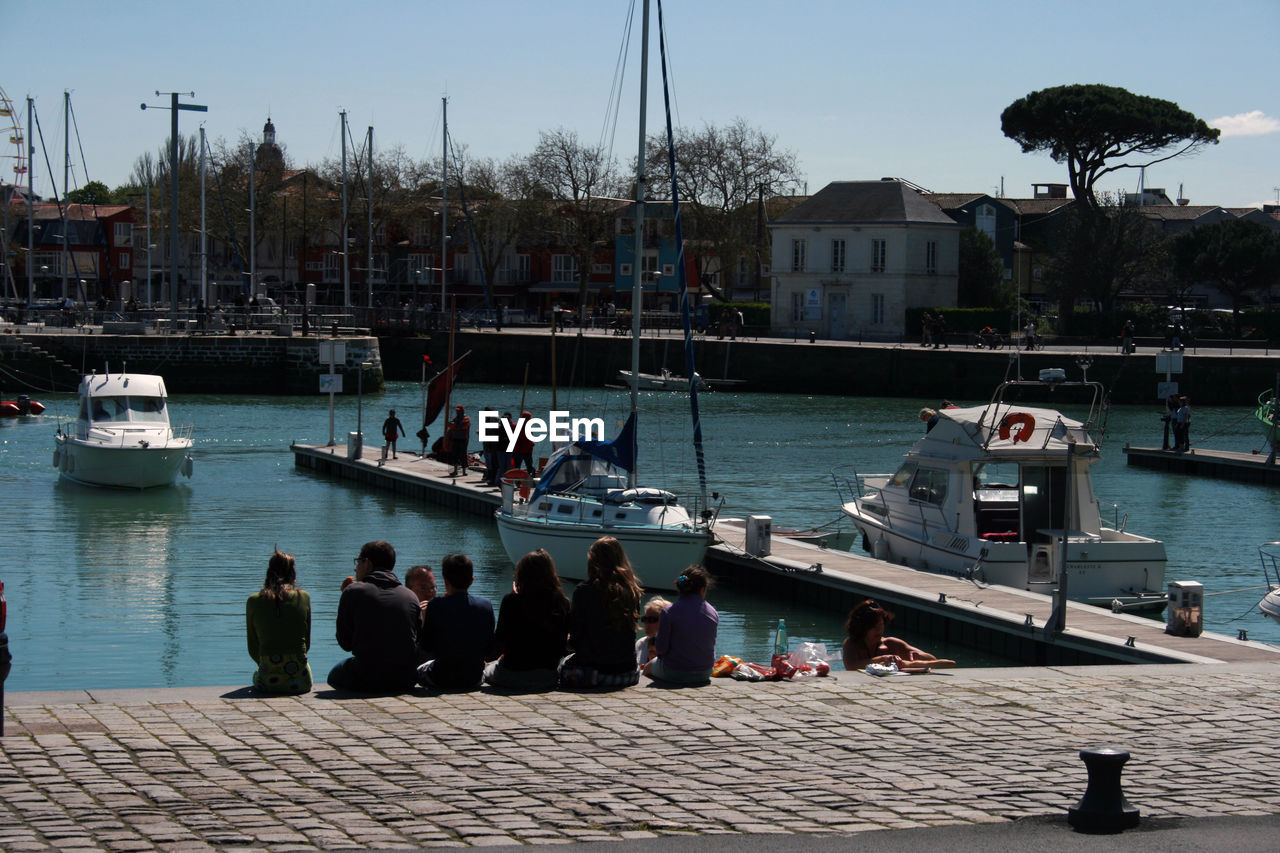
left=328, top=540, right=421, bottom=693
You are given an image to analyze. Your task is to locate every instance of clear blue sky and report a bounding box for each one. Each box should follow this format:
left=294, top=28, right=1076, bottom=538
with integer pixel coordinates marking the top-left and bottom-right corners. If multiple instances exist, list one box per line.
left=4, top=0, right=1277, bottom=208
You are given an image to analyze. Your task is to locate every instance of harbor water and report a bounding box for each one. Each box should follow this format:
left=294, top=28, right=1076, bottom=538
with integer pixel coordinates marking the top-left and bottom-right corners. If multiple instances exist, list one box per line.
left=2, top=380, right=1277, bottom=692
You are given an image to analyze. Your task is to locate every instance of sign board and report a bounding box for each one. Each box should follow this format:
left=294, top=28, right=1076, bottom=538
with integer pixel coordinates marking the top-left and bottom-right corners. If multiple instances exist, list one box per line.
left=319, top=374, right=343, bottom=394
left=1157, top=380, right=1179, bottom=400
left=318, top=341, right=346, bottom=363
left=805, top=288, right=821, bottom=307
left=1155, top=350, right=1183, bottom=374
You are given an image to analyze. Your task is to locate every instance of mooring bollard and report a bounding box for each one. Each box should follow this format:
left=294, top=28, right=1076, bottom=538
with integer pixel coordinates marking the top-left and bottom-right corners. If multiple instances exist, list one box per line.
left=1068, top=747, right=1140, bottom=833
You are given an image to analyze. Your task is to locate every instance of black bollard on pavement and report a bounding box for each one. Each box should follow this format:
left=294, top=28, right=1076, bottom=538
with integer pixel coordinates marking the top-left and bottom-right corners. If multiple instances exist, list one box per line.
left=1068, top=747, right=1140, bottom=833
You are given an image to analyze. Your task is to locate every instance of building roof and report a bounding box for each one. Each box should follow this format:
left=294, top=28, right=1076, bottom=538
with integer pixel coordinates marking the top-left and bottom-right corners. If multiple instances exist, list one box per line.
left=31, top=203, right=132, bottom=221
left=776, top=180, right=958, bottom=226
left=997, top=197, right=1075, bottom=217
left=1132, top=205, right=1229, bottom=222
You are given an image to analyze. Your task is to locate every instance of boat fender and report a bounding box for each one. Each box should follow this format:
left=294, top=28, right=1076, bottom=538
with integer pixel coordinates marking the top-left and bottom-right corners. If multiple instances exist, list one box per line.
left=998, top=412, right=1036, bottom=443
left=873, top=534, right=888, bottom=561
left=52, top=447, right=61, bottom=469
left=181, top=455, right=194, bottom=479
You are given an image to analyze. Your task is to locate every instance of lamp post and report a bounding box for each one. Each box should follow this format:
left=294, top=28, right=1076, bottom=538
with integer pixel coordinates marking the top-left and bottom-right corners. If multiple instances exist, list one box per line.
left=356, top=360, right=373, bottom=457
left=140, top=91, right=207, bottom=310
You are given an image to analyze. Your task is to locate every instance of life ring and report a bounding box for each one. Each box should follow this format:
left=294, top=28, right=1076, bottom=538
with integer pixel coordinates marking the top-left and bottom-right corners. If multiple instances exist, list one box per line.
left=998, top=412, right=1036, bottom=443
left=501, top=468, right=530, bottom=500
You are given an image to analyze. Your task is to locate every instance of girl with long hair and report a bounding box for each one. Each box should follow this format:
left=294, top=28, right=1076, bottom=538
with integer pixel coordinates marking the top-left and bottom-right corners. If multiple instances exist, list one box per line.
left=560, top=536, right=644, bottom=688
left=246, top=549, right=312, bottom=694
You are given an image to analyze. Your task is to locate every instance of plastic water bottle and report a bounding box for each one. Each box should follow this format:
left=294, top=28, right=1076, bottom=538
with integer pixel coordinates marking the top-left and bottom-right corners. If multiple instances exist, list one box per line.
left=773, top=619, right=788, bottom=656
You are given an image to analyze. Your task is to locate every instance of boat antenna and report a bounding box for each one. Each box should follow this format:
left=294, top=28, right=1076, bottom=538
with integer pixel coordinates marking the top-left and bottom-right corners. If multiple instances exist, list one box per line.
left=626, top=0, right=651, bottom=489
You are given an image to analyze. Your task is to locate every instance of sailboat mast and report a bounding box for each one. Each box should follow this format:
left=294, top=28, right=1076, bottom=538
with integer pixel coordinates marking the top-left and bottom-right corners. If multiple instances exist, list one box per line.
left=367, top=125, right=374, bottom=308
left=26, top=97, right=33, bottom=307
left=341, top=109, right=349, bottom=306
left=62, top=91, right=69, bottom=302
left=629, top=0, right=651, bottom=487
left=440, top=97, right=448, bottom=315
left=199, top=126, right=207, bottom=306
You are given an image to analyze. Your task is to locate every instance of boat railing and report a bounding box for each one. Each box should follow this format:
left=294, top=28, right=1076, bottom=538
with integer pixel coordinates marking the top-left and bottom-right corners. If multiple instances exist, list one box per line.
left=1097, top=500, right=1127, bottom=532
left=831, top=465, right=951, bottom=534
left=1261, top=543, right=1280, bottom=592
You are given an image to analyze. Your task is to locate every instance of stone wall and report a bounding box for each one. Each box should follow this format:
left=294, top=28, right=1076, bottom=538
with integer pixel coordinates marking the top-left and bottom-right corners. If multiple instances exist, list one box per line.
left=24, top=334, right=384, bottom=395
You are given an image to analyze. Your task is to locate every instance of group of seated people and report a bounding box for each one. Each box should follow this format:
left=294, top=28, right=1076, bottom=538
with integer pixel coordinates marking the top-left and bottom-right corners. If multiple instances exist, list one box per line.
left=245, top=535, right=720, bottom=695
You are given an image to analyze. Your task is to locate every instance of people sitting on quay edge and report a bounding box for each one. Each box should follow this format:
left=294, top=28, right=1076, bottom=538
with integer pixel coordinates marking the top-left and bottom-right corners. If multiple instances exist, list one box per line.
left=417, top=554, right=495, bottom=691
left=484, top=549, right=571, bottom=691
left=635, top=596, right=671, bottom=667
left=643, top=566, right=719, bottom=686
left=559, top=536, right=644, bottom=688
left=404, top=564, right=437, bottom=626
left=841, top=599, right=941, bottom=671
left=329, top=540, right=421, bottom=693
left=246, top=549, right=312, bottom=695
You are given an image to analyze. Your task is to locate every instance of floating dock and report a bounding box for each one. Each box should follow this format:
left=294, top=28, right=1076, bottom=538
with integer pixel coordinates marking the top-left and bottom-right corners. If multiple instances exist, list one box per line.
left=293, top=442, right=1280, bottom=666
left=1125, top=445, right=1280, bottom=485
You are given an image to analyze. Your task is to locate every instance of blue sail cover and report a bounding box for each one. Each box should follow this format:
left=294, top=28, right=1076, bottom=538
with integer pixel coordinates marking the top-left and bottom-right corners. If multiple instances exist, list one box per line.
left=530, top=413, right=637, bottom=502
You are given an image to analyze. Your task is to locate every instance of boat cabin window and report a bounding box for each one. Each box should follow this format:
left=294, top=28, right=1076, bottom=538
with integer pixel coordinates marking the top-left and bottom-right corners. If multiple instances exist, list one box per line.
left=908, top=467, right=948, bottom=506
left=128, top=396, right=166, bottom=418
left=86, top=396, right=128, bottom=422
left=888, top=461, right=917, bottom=488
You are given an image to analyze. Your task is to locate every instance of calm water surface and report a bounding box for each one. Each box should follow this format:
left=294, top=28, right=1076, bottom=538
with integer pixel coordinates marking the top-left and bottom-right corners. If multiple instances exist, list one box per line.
left=2, top=379, right=1276, bottom=692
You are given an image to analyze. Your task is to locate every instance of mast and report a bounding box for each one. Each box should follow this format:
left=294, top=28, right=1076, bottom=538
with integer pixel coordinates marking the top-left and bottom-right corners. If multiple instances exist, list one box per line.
left=199, top=126, right=207, bottom=306
left=26, top=97, right=33, bottom=307
left=248, top=140, right=255, bottom=299
left=628, top=0, right=651, bottom=489
left=366, top=125, right=373, bottom=308
left=440, top=97, right=448, bottom=315
left=341, top=109, right=349, bottom=306
left=62, top=91, right=69, bottom=301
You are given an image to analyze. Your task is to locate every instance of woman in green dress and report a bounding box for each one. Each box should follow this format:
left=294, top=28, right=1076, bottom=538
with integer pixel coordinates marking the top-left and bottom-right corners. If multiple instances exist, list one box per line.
left=246, top=549, right=312, bottom=694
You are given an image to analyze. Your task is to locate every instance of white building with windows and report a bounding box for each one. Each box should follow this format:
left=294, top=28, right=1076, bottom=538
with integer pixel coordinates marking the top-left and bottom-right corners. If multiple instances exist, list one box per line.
left=769, top=179, right=959, bottom=340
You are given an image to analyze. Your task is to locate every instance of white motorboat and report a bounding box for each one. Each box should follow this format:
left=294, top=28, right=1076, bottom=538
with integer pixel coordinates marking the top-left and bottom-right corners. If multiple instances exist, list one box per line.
left=615, top=368, right=709, bottom=392
left=1259, top=542, right=1280, bottom=622
left=495, top=0, right=715, bottom=588
left=54, top=369, right=194, bottom=488
left=837, top=371, right=1167, bottom=611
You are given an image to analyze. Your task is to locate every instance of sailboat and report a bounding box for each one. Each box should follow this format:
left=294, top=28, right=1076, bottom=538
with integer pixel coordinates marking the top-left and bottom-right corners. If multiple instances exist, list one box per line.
left=494, top=0, right=716, bottom=587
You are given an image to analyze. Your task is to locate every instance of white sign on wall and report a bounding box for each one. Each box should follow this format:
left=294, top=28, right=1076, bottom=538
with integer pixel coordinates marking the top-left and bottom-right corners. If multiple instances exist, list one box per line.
left=319, top=374, right=343, bottom=394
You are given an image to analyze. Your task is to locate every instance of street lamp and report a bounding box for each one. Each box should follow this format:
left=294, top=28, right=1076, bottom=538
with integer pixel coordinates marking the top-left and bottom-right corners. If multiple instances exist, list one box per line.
left=355, top=360, right=373, bottom=457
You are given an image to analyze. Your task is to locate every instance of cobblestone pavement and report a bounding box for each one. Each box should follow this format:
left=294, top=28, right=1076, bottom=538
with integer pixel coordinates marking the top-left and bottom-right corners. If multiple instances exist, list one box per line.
left=2, top=663, right=1278, bottom=851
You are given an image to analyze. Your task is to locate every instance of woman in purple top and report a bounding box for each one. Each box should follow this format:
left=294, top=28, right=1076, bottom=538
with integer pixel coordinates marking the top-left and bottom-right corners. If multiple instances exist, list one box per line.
left=644, top=566, right=718, bottom=685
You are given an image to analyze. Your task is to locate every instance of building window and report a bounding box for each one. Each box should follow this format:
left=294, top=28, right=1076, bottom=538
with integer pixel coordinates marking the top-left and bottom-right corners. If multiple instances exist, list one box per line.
left=871, top=293, right=885, bottom=325
left=831, top=239, right=846, bottom=273
left=977, top=204, right=997, bottom=241
left=552, top=254, right=578, bottom=284
left=118, top=252, right=131, bottom=270
left=371, top=252, right=389, bottom=283
left=323, top=252, right=341, bottom=282
left=791, top=238, right=806, bottom=272
left=926, top=241, right=937, bottom=274
left=871, top=239, right=886, bottom=273
left=791, top=291, right=804, bottom=322
left=413, top=219, right=433, bottom=246
left=114, top=222, right=133, bottom=247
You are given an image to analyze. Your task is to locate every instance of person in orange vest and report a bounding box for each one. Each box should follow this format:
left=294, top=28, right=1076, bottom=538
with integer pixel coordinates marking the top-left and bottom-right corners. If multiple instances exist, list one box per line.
left=448, top=405, right=471, bottom=477
left=512, top=410, right=537, bottom=474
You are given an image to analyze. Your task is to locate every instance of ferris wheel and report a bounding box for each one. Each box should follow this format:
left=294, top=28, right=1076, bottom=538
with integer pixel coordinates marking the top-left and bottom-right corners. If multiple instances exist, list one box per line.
left=0, top=84, right=29, bottom=188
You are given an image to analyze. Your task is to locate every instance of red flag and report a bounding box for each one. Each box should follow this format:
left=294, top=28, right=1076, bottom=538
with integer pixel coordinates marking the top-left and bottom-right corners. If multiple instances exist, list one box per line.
left=423, top=354, right=466, bottom=427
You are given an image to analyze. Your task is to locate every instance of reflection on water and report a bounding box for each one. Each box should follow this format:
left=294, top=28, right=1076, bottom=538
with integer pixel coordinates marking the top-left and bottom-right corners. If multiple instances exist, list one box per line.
left=3, top=382, right=1278, bottom=691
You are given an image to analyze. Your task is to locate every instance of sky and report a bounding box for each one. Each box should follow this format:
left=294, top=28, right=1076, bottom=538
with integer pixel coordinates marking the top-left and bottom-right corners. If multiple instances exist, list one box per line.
left=4, top=0, right=1278, bottom=209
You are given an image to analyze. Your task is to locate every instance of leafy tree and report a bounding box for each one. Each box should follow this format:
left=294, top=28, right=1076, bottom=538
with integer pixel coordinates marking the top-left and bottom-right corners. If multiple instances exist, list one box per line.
left=957, top=227, right=1013, bottom=309
left=1172, top=219, right=1280, bottom=336
left=525, top=128, right=625, bottom=326
left=1001, top=85, right=1219, bottom=323
left=66, top=180, right=114, bottom=205
left=643, top=118, right=801, bottom=301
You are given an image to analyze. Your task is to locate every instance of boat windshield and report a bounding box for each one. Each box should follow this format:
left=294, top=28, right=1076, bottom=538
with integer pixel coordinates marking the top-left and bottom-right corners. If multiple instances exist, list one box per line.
left=82, top=395, right=166, bottom=423
left=888, top=461, right=917, bottom=487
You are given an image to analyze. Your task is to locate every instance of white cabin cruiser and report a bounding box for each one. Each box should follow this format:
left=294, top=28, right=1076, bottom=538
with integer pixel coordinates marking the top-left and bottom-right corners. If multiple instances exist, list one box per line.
left=838, top=373, right=1166, bottom=611
left=54, top=370, right=193, bottom=488
left=615, top=368, right=709, bottom=392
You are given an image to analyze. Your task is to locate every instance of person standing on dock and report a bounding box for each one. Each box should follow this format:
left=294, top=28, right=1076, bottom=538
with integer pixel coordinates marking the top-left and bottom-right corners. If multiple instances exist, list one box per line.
left=1176, top=396, right=1192, bottom=453
left=329, top=541, right=421, bottom=693
left=448, top=406, right=471, bottom=477
left=511, top=411, right=537, bottom=474
left=382, top=410, right=406, bottom=460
